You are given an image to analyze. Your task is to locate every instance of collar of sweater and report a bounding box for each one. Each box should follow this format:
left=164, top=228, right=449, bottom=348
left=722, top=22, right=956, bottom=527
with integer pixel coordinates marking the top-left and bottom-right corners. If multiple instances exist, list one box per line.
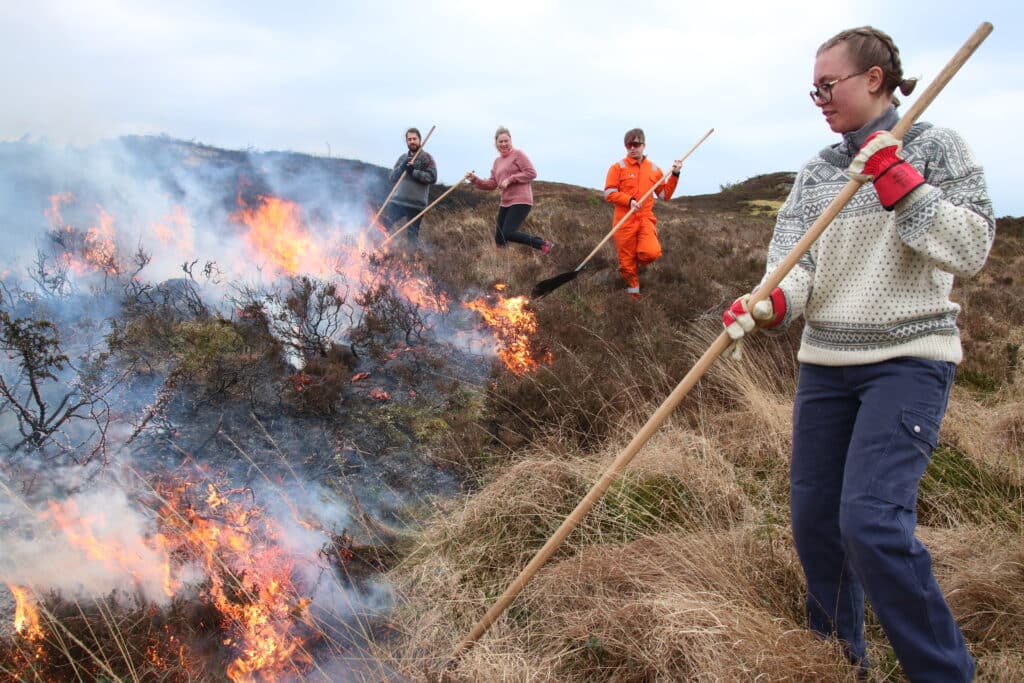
left=839, top=105, right=900, bottom=155
left=818, top=114, right=932, bottom=169
left=499, top=148, right=515, bottom=158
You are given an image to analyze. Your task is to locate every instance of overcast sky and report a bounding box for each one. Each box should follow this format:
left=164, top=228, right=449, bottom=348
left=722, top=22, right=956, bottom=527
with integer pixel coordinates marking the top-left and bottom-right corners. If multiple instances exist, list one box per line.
left=3, top=1, right=1021, bottom=215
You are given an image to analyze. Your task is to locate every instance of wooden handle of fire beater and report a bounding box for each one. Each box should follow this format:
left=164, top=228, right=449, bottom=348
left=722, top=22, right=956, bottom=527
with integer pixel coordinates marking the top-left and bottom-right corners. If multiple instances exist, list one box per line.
left=574, top=128, right=714, bottom=273
left=380, top=171, right=473, bottom=245
left=369, top=124, right=437, bottom=230
left=448, top=21, right=992, bottom=668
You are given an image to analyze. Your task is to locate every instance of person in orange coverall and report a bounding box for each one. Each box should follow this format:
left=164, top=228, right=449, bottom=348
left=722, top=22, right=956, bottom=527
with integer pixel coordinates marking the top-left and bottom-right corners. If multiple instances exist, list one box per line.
left=604, top=128, right=682, bottom=299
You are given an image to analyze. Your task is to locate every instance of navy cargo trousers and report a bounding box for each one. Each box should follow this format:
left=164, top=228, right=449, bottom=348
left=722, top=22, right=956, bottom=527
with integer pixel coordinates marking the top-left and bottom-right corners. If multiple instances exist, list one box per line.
left=790, top=358, right=974, bottom=682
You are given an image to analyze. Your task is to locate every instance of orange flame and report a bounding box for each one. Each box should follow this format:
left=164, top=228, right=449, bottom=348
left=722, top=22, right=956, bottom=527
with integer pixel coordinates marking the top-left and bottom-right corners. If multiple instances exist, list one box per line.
left=6, top=584, right=44, bottom=642
left=34, top=474, right=317, bottom=681
left=82, top=205, right=120, bottom=274
left=44, top=192, right=74, bottom=229
left=43, top=499, right=173, bottom=596
left=394, top=275, right=449, bottom=313
left=150, top=205, right=195, bottom=254
left=45, top=195, right=122, bottom=276
left=231, top=194, right=331, bottom=277
left=153, top=477, right=314, bottom=681
left=463, top=289, right=551, bottom=375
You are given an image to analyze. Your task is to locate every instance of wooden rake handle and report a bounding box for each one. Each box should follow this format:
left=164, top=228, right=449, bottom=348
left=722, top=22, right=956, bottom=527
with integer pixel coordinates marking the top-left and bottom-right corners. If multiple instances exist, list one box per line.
left=448, top=21, right=993, bottom=667
left=369, top=124, right=437, bottom=229
left=574, top=127, right=714, bottom=273
left=380, top=171, right=473, bottom=245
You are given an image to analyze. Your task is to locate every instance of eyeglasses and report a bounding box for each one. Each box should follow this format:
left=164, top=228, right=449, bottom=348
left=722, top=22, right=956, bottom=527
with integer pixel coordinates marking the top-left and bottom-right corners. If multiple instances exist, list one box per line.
left=809, top=69, right=869, bottom=104
left=626, top=141, right=645, bottom=149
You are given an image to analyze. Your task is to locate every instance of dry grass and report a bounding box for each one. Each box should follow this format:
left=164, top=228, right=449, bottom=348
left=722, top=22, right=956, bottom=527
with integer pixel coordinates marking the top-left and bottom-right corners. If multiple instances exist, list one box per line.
left=944, top=386, right=1024, bottom=488
left=518, top=531, right=854, bottom=681
left=921, top=526, right=1024, bottom=654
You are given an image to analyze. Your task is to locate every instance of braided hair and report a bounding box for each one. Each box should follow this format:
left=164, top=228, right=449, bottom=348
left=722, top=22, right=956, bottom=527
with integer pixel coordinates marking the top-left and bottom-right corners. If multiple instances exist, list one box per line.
left=818, top=26, right=917, bottom=106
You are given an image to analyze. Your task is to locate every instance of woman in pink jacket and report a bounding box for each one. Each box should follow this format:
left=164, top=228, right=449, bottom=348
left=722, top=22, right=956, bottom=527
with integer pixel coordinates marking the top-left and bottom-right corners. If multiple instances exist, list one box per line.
left=468, top=127, right=553, bottom=253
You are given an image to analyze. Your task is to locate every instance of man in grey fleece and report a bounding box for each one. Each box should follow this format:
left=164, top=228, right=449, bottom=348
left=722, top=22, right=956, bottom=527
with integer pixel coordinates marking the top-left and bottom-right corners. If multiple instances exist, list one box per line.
left=383, top=127, right=437, bottom=247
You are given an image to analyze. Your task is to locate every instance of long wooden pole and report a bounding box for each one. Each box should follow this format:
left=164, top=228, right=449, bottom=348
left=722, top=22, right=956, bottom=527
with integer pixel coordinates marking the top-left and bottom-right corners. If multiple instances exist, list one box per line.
left=574, top=128, right=714, bottom=272
left=448, top=21, right=993, bottom=666
left=380, top=171, right=473, bottom=245
left=369, top=124, right=436, bottom=230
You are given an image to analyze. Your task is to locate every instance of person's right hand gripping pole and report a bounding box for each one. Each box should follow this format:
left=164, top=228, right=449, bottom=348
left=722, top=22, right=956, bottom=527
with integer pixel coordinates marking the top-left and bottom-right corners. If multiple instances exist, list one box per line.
left=722, top=287, right=787, bottom=360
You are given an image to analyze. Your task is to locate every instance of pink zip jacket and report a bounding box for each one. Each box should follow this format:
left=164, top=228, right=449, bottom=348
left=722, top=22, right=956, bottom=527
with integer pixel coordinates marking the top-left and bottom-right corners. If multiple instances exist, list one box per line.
left=471, top=148, right=537, bottom=207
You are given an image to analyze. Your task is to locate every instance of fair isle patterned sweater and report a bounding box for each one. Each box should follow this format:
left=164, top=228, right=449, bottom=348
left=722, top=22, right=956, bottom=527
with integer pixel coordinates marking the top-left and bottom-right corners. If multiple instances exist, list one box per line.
left=765, top=116, right=994, bottom=366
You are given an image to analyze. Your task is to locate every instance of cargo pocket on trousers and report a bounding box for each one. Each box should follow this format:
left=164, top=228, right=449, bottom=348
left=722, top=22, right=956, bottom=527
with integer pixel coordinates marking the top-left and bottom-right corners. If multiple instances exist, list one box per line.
left=869, top=409, right=940, bottom=509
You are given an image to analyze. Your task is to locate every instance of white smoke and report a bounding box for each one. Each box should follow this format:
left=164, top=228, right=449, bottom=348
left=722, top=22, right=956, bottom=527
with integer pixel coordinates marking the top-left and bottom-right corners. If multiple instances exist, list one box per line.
left=0, top=485, right=172, bottom=604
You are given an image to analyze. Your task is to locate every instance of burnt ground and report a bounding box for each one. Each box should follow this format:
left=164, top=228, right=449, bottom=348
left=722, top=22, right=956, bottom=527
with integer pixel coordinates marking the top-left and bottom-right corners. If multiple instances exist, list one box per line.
left=124, top=325, right=493, bottom=545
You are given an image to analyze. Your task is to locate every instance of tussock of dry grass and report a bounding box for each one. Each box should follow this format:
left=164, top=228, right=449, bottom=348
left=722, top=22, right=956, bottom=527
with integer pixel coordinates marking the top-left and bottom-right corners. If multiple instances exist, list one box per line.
left=405, top=427, right=752, bottom=596
left=518, top=531, right=855, bottom=681
left=394, top=528, right=860, bottom=681
left=944, top=392, right=1024, bottom=487
left=973, top=651, right=1024, bottom=683
left=919, top=526, right=1024, bottom=654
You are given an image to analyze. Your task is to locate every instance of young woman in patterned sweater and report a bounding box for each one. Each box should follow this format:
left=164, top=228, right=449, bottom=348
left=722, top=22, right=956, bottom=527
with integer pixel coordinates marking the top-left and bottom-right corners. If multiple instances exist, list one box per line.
left=722, top=26, right=994, bottom=682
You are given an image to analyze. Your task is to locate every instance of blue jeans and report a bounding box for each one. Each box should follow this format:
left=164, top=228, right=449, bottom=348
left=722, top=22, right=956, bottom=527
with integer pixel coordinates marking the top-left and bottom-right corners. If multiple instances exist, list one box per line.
left=791, top=358, right=974, bottom=682
left=383, top=202, right=423, bottom=246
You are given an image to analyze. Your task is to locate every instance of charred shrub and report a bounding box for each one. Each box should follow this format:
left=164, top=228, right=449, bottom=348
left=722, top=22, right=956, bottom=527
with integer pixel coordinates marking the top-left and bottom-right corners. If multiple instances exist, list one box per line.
left=0, top=307, right=111, bottom=465
left=280, top=275, right=357, bottom=360
left=281, top=343, right=355, bottom=415
left=350, top=282, right=428, bottom=360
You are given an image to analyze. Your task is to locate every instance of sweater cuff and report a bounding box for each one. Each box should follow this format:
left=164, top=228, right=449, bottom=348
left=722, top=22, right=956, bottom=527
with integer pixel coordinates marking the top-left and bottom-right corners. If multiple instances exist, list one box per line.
left=894, top=184, right=942, bottom=244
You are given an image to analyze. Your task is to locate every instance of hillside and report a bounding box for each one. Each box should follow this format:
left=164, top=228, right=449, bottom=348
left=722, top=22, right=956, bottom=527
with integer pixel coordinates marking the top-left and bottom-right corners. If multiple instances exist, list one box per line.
left=0, top=138, right=1021, bottom=682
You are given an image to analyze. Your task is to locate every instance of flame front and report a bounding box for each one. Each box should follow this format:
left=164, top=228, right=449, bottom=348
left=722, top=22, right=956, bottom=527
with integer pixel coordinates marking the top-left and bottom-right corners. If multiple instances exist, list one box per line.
left=150, top=205, right=195, bottom=254
left=6, top=584, right=44, bottom=642
left=46, top=193, right=123, bottom=276
left=155, top=477, right=314, bottom=682
left=24, top=473, right=317, bottom=681
left=232, top=194, right=330, bottom=277
left=463, top=289, right=551, bottom=375
left=83, top=205, right=120, bottom=274
left=43, top=499, right=173, bottom=596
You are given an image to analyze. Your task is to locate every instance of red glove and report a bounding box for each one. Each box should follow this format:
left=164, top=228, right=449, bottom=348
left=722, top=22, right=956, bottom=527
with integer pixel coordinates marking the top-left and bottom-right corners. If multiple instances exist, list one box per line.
left=848, top=131, right=925, bottom=210
left=723, top=288, right=786, bottom=340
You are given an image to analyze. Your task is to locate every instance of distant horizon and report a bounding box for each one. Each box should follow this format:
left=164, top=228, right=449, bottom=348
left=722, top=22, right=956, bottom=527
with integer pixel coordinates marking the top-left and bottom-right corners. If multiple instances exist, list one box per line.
left=13, top=134, right=1018, bottom=220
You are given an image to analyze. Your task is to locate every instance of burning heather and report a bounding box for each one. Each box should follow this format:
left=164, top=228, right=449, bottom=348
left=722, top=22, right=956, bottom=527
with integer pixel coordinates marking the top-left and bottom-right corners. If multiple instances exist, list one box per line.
left=0, top=136, right=554, bottom=680
left=463, top=284, right=552, bottom=376
left=1, top=468, right=392, bottom=681
left=231, top=194, right=332, bottom=278
left=45, top=193, right=122, bottom=277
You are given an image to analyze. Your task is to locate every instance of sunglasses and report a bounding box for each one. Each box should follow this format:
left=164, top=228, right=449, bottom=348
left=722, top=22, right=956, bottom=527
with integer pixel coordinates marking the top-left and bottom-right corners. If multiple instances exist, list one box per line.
left=626, top=141, right=645, bottom=149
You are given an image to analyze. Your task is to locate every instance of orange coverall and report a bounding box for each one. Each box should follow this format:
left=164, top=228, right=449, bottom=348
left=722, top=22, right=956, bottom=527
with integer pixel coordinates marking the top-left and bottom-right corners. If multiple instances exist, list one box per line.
left=604, top=157, right=679, bottom=293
